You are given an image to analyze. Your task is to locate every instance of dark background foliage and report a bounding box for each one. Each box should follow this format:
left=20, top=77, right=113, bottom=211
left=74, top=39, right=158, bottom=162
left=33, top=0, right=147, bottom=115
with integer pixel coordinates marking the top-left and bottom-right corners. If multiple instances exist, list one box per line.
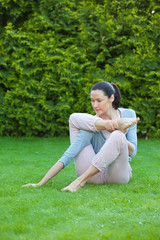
left=0, top=0, right=160, bottom=137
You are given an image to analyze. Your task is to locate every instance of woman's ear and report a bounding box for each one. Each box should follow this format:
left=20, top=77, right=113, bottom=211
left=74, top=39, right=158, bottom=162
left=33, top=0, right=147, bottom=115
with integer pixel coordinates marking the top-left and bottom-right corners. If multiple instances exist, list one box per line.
left=110, top=94, right=114, bottom=103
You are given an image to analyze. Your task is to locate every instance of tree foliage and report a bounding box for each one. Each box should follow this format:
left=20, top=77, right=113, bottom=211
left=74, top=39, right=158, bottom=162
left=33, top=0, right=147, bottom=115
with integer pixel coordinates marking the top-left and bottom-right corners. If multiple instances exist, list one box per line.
left=0, top=0, right=160, bottom=137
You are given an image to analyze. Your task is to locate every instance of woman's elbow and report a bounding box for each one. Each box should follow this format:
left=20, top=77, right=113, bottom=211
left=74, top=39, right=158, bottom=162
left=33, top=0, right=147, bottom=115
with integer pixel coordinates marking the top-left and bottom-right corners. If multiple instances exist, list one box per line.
left=130, top=145, right=137, bottom=158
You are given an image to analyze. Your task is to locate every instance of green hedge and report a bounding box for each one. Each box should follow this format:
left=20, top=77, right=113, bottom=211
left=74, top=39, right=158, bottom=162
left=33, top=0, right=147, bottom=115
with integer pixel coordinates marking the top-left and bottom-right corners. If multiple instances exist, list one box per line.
left=0, top=0, right=160, bottom=137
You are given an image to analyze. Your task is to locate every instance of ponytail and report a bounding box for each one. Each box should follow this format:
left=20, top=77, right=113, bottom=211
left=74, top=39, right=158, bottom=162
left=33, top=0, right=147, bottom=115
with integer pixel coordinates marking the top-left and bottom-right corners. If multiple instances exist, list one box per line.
left=111, top=83, right=121, bottom=110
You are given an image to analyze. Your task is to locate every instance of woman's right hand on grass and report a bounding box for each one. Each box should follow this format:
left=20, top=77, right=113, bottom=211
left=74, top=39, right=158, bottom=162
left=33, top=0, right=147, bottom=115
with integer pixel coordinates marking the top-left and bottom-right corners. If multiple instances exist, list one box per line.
left=21, top=183, right=39, bottom=188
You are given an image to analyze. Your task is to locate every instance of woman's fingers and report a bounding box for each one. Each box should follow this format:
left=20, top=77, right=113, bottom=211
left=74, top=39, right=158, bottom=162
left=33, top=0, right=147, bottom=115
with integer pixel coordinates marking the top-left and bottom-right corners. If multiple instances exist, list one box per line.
left=21, top=183, right=38, bottom=188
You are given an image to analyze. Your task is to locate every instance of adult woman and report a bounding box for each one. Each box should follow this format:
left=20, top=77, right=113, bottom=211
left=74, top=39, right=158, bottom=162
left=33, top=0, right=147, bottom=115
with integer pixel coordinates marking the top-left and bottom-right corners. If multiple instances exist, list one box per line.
left=22, top=82, right=139, bottom=191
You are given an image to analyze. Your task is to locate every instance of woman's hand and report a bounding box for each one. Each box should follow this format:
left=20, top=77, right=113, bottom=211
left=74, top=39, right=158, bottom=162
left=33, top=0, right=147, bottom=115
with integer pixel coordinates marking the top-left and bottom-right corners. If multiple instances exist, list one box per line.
left=21, top=183, right=39, bottom=188
left=95, top=119, right=115, bottom=131
left=21, top=162, right=64, bottom=189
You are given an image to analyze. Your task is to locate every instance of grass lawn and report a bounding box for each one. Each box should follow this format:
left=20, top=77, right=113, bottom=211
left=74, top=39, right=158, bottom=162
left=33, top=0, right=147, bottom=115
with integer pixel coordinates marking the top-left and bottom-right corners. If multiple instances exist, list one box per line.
left=0, top=137, right=160, bottom=240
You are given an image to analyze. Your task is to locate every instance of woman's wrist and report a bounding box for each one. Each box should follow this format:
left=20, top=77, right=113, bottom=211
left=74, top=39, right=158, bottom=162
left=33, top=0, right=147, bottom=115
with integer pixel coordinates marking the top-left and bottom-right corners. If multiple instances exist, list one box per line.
left=95, top=119, right=116, bottom=132
left=112, top=120, right=118, bottom=130
left=95, top=119, right=106, bottom=130
left=36, top=183, right=41, bottom=186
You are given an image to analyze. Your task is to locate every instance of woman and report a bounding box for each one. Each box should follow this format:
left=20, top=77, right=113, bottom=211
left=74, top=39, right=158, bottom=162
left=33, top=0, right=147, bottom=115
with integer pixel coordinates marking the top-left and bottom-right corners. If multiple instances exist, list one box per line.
left=22, top=82, right=140, bottom=191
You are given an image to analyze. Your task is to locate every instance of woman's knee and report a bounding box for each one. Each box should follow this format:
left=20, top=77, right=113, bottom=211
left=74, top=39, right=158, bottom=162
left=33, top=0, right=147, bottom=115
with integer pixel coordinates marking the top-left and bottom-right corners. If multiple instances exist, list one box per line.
left=111, top=130, right=125, bottom=138
left=108, top=130, right=127, bottom=152
left=69, top=113, right=77, bottom=125
left=110, top=130, right=126, bottom=143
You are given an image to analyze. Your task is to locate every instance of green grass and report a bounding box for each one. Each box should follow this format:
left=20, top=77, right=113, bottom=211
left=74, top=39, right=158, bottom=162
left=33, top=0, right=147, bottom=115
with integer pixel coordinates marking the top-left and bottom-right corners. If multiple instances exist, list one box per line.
left=0, top=137, right=160, bottom=240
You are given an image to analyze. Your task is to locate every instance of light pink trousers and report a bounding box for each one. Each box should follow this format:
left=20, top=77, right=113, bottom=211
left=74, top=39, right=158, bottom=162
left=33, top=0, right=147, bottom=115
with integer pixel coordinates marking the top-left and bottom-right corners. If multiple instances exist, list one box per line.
left=69, top=113, right=132, bottom=184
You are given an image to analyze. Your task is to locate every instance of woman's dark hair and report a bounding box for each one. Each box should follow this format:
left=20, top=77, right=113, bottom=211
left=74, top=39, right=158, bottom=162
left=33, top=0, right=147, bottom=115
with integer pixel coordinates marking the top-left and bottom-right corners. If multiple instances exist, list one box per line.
left=91, top=81, right=121, bottom=109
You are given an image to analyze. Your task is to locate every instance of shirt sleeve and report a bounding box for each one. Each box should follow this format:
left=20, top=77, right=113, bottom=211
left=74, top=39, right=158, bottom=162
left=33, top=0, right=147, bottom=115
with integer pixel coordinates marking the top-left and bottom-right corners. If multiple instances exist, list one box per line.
left=58, top=113, right=100, bottom=168
left=125, top=109, right=138, bottom=159
left=58, top=130, right=93, bottom=167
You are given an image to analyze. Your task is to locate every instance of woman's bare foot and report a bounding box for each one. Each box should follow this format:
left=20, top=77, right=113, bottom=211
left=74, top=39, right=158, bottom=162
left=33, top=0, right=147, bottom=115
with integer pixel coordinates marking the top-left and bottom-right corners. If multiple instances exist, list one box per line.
left=61, top=178, right=86, bottom=192
left=114, top=118, right=140, bottom=133
left=61, top=165, right=99, bottom=192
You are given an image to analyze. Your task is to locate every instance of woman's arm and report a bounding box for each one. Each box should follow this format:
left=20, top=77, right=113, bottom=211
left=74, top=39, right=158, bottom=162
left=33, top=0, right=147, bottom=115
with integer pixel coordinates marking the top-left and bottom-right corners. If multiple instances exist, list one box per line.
left=127, top=140, right=134, bottom=156
left=58, top=130, right=93, bottom=167
left=125, top=110, right=139, bottom=158
left=69, top=113, right=101, bottom=132
left=69, top=113, right=121, bottom=132
left=21, top=161, right=64, bottom=188
left=22, top=130, right=93, bottom=188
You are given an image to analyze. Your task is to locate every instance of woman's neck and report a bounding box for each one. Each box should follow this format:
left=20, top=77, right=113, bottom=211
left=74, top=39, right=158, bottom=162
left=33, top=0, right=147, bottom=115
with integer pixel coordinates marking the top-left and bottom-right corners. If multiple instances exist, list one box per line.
left=100, top=109, right=120, bottom=120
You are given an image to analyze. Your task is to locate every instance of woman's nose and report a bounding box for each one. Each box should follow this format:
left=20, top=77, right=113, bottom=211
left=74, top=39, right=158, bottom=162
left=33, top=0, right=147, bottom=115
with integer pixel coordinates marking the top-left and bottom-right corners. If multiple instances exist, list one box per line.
left=93, top=101, right=98, bottom=107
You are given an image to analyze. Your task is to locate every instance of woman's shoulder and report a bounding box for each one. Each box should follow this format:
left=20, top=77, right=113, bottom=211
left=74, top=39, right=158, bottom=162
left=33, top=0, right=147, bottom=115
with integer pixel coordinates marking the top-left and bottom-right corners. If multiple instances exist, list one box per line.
left=119, top=108, right=136, bottom=118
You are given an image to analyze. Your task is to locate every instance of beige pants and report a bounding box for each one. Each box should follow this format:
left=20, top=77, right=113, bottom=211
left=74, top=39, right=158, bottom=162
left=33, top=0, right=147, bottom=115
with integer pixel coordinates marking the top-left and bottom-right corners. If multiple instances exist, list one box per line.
left=69, top=113, right=132, bottom=184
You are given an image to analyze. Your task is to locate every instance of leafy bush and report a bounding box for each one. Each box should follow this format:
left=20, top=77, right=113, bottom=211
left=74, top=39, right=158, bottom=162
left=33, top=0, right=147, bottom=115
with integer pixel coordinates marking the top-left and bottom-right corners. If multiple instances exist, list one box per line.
left=0, top=0, right=159, bottom=137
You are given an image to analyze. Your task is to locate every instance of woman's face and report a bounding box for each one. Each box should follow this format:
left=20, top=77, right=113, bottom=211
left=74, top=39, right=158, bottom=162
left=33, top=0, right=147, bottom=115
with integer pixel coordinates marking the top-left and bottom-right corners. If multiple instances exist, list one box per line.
left=90, top=89, right=114, bottom=117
